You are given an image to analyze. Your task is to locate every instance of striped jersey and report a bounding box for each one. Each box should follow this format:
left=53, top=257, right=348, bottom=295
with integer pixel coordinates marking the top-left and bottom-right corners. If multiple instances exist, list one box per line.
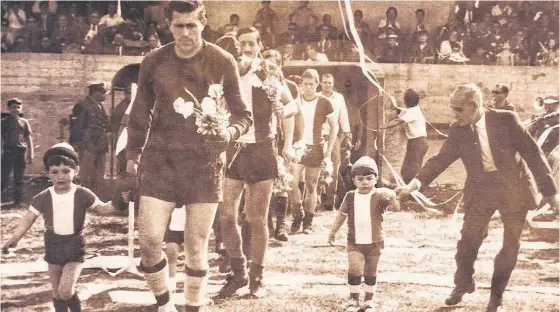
left=297, top=93, right=334, bottom=145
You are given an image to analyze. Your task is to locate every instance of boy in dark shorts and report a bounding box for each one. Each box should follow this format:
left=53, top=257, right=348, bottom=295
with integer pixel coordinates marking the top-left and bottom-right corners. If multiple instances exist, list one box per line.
left=2, top=143, right=116, bottom=312
left=329, top=156, right=398, bottom=312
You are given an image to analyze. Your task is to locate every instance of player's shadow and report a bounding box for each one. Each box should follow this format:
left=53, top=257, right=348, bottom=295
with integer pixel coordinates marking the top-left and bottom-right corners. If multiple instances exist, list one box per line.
left=434, top=307, right=465, bottom=311
left=0, top=289, right=53, bottom=309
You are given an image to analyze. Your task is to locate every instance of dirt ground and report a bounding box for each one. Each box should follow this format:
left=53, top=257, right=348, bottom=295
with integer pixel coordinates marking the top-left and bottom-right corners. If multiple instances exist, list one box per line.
left=1, top=186, right=558, bottom=312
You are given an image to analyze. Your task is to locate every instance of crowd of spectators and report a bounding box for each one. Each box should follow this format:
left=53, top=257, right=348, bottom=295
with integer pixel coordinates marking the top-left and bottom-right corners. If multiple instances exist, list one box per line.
left=2, top=1, right=558, bottom=67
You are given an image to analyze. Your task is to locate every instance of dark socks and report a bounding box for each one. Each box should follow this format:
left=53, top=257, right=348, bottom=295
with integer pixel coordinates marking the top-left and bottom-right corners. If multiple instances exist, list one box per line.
left=66, top=293, right=81, bottom=312
left=53, top=298, right=68, bottom=312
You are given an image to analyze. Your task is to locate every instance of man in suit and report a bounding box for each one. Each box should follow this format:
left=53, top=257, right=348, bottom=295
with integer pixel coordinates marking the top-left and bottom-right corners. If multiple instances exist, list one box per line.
left=396, top=83, right=558, bottom=312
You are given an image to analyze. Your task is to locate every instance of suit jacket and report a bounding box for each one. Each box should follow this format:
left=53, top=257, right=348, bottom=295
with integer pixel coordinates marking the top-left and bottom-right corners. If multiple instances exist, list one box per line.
left=416, top=109, right=556, bottom=211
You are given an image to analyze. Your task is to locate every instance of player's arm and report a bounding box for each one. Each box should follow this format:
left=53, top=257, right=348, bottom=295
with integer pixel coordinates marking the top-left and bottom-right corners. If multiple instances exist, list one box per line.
left=329, top=194, right=349, bottom=243
left=325, top=113, right=338, bottom=158
left=379, top=117, right=404, bottom=129
left=25, top=120, right=34, bottom=163
left=222, top=55, right=253, bottom=141
left=2, top=210, right=39, bottom=252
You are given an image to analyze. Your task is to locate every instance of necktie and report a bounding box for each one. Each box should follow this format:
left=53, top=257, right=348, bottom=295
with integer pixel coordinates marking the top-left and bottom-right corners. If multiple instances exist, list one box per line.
left=42, top=14, right=47, bottom=31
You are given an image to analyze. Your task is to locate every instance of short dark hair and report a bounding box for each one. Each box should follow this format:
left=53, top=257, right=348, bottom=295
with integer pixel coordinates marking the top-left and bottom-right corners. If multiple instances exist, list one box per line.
left=230, top=14, right=239, bottom=20
left=415, top=9, right=425, bottom=15
left=237, top=27, right=261, bottom=43
left=7, top=98, right=22, bottom=107
left=167, top=0, right=206, bottom=23
left=45, top=155, right=78, bottom=170
left=387, top=7, right=398, bottom=16
left=404, top=89, right=420, bottom=108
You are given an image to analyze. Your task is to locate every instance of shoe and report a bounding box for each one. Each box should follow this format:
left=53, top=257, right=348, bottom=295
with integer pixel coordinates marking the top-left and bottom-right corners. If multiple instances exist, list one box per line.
left=445, top=283, right=475, bottom=306
left=302, top=225, right=313, bottom=234
left=275, top=227, right=288, bottom=242
left=486, top=296, right=504, bottom=312
left=157, top=301, right=178, bottom=312
left=217, top=273, right=248, bottom=297
left=362, top=300, right=375, bottom=312
left=249, top=274, right=266, bottom=297
left=290, top=215, right=303, bottom=234
left=341, top=299, right=360, bottom=312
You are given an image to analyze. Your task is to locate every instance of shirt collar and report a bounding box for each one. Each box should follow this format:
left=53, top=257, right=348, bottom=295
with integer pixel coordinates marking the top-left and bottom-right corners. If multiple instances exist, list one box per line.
left=474, top=110, right=486, bottom=129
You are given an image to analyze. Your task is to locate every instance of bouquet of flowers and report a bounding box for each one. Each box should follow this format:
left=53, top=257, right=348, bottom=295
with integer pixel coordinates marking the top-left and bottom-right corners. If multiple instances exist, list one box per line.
left=273, top=156, right=294, bottom=194
left=253, top=58, right=284, bottom=123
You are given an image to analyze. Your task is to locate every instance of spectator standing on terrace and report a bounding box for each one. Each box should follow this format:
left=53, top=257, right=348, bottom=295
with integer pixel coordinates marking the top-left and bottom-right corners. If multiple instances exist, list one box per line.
left=35, top=1, right=55, bottom=36
left=20, top=15, right=42, bottom=52
left=346, top=10, right=371, bottom=44
left=378, top=7, right=401, bottom=40
left=396, top=83, right=559, bottom=312
left=99, top=2, right=124, bottom=28
left=491, top=2, right=514, bottom=25
left=315, top=24, right=338, bottom=61
left=221, top=14, right=240, bottom=37
left=256, top=1, right=278, bottom=36
left=486, top=21, right=506, bottom=61
left=509, top=30, right=530, bottom=66
left=278, top=22, right=303, bottom=47
left=67, top=2, right=81, bottom=25
left=289, top=1, right=317, bottom=40
left=4, top=2, right=26, bottom=41
left=413, top=9, right=429, bottom=36
left=316, top=14, right=338, bottom=40
left=81, top=11, right=105, bottom=46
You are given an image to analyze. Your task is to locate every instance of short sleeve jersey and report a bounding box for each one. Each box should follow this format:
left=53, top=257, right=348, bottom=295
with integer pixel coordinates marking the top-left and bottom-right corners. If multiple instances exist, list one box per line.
left=398, top=106, right=427, bottom=139
left=29, top=184, right=100, bottom=235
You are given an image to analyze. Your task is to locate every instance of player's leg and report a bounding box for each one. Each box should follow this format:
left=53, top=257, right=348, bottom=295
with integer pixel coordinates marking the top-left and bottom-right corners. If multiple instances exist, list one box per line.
left=288, top=163, right=304, bottom=234
left=183, top=203, right=218, bottom=310
left=244, top=179, right=274, bottom=295
left=165, top=241, right=182, bottom=293
left=218, top=178, right=249, bottom=297
left=48, top=264, right=67, bottom=312
left=346, top=248, right=365, bottom=311
left=363, top=242, right=383, bottom=309
left=58, top=262, right=84, bottom=312
left=302, top=165, right=322, bottom=233
left=137, top=196, right=176, bottom=311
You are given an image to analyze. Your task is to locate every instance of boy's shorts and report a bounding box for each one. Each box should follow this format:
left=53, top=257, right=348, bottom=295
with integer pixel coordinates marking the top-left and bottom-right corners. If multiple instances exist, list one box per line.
left=347, top=241, right=384, bottom=256
left=140, top=150, right=225, bottom=205
left=165, top=230, right=184, bottom=244
left=44, top=232, right=85, bottom=265
left=300, top=144, right=324, bottom=168
left=226, top=138, right=279, bottom=184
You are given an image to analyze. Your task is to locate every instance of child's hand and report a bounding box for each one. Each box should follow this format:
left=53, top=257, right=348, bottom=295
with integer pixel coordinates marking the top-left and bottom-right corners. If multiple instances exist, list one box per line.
left=328, top=231, right=336, bottom=245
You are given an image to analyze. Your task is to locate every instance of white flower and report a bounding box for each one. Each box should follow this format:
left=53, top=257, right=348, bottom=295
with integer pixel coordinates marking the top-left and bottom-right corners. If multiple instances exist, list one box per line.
left=208, top=84, right=223, bottom=99
left=173, top=97, right=194, bottom=119
left=201, top=97, right=217, bottom=115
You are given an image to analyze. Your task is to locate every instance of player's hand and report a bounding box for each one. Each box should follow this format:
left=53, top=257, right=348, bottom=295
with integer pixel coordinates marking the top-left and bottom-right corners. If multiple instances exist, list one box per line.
left=126, top=160, right=138, bottom=176
left=328, top=231, right=336, bottom=245
left=395, top=185, right=413, bottom=200
left=542, top=194, right=559, bottom=214
left=203, top=128, right=231, bottom=154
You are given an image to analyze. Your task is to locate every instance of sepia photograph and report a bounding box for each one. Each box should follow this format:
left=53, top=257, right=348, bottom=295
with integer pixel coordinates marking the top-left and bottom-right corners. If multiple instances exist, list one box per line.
left=0, top=0, right=558, bottom=311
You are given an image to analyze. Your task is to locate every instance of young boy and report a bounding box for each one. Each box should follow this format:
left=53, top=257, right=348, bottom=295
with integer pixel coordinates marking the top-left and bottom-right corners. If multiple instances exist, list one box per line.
left=2, top=143, right=116, bottom=312
left=328, top=156, right=398, bottom=312
left=165, top=205, right=186, bottom=293
left=1, top=98, right=34, bottom=207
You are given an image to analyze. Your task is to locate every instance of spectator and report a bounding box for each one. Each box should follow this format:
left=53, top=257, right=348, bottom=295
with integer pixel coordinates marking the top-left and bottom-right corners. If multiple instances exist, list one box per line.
left=281, top=42, right=296, bottom=62
left=4, top=2, right=26, bottom=40
left=289, top=1, right=318, bottom=39
left=253, top=21, right=274, bottom=50
left=156, top=20, right=173, bottom=45
left=201, top=24, right=218, bottom=43
left=305, top=43, right=328, bottom=63
left=536, top=37, right=559, bottom=67
left=142, top=33, right=161, bottom=55
left=12, top=36, right=32, bottom=52
left=463, top=22, right=480, bottom=57
left=143, top=1, right=168, bottom=26
left=120, top=11, right=150, bottom=56
left=221, top=14, right=240, bottom=36
left=490, top=84, right=516, bottom=111
left=31, top=0, right=57, bottom=14
left=468, top=46, right=491, bottom=65
left=491, top=1, right=514, bottom=25
left=50, top=14, right=80, bottom=53
left=35, top=1, right=55, bottom=36
left=103, top=32, right=127, bottom=55
left=2, top=20, right=12, bottom=52
left=314, top=24, right=338, bottom=61
left=414, top=9, right=429, bottom=35
left=411, top=30, right=435, bottom=63
left=509, top=30, right=530, bottom=65
left=34, top=34, right=54, bottom=53
left=255, top=1, right=278, bottom=35
left=346, top=9, right=371, bottom=43
left=277, top=22, right=304, bottom=47
left=378, top=7, right=401, bottom=40
left=378, top=34, right=402, bottom=63
left=19, top=15, right=42, bottom=52
left=82, top=11, right=105, bottom=44
left=99, top=2, right=124, bottom=28
left=73, top=14, right=89, bottom=39
left=342, top=43, right=361, bottom=62
left=67, top=2, right=81, bottom=25
left=439, top=29, right=468, bottom=64
left=486, top=21, right=506, bottom=61
left=316, top=14, right=338, bottom=40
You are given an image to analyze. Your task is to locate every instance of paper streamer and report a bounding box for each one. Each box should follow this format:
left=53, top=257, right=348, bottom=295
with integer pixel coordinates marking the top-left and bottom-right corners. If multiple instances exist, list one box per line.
left=114, top=83, right=137, bottom=156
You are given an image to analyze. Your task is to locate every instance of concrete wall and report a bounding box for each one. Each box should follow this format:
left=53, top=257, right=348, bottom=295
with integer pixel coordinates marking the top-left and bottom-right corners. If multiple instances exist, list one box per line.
left=205, top=1, right=453, bottom=35
left=1, top=53, right=558, bottom=185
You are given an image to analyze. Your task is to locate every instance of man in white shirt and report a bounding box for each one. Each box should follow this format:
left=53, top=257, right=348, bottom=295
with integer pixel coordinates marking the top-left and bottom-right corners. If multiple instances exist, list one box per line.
left=319, top=73, right=352, bottom=210
left=380, top=89, right=427, bottom=183
left=99, top=2, right=124, bottom=28
left=396, top=83, right=558, bottom=312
